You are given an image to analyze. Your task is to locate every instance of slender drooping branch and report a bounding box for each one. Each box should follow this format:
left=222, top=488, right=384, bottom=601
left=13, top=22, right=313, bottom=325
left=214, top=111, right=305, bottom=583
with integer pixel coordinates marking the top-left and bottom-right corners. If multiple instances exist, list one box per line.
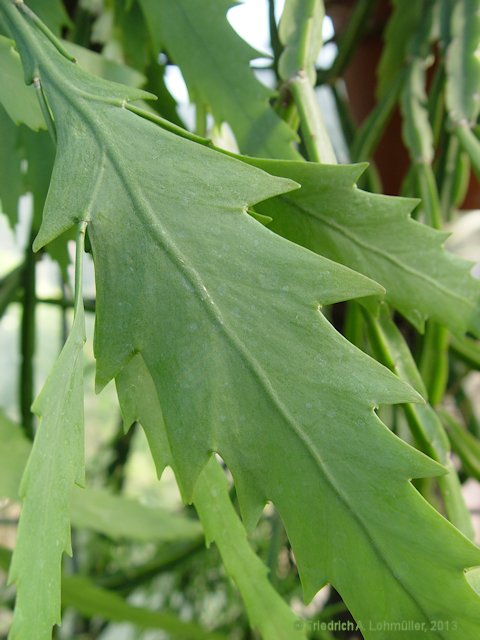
left=278, top=0, right=336, bottom=163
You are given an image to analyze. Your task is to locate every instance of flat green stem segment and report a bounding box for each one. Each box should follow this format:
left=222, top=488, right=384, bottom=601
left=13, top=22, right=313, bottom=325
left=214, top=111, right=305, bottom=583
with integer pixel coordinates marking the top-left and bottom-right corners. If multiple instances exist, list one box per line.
left=363, top=306, right=474, bottom=539
left=454, top=124, right=480, bottom=178
left=446, top=0, right=480, bottom=126
left=279, top=0, right=324, bottom=84
left=399, top=0, right=441, bottom=229
left=193, top=460, right=306, bottom=640
left=117, top=357, right=305, bottom=640
left=419, top=322, right=449, bottom=405
left=398, top=0, right=450, bottom=458
left=376, top=0, right=423, bottom=99
left=451, top=333, right=480, bottom=369
left=440, top=409, right=480, bottom=482
left=437, top=468, right=475, bottom=541
left=290, top=75, right=336, bottom=163
left=7, top=221, right=86, bottom=640
left=414, top=162, right=442, bottom=229
left=278, top=0, right=336, bottom=163
left=439, top=133, right=466, bottom=218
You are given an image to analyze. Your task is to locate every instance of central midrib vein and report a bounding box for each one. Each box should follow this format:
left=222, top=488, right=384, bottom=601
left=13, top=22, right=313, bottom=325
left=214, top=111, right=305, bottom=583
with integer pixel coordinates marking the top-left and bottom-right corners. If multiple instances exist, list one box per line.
left=104, top=121, right=441, bottom=633
left=43, top=62, right=444, bottom=636
left=282, top=194, right=475, bottom=313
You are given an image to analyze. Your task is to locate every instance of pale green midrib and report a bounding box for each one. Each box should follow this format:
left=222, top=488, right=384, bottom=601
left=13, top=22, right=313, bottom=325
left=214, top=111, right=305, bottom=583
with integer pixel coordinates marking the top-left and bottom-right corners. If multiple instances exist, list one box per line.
left=42, top=62, right=442, bottom=634
left=166, top=1, right=297, bottom=159
left=282, top=194, right=476, bottom=315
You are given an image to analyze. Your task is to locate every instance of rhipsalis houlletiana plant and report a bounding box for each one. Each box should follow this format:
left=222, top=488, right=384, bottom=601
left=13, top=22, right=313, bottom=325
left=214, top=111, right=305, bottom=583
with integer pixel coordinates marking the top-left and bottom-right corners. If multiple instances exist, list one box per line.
left=0, top=0, right=480, bottom=638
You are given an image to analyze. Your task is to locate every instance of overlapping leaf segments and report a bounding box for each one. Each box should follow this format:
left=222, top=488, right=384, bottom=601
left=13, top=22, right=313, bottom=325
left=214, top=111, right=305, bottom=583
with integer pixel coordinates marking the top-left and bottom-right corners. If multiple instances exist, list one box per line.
left=139, top=0, right=301, bottom=159
left=3, top=1, right=480, bottom=638
left=249, top=161, right=480, bottom=336
left=138, top=0, right=480, bottom=338
left=117, top=354, right=306, bottom=640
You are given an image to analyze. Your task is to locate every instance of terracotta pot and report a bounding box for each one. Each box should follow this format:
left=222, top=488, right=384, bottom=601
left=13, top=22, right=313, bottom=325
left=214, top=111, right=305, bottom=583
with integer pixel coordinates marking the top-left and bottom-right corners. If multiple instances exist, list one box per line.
left=326, top=0, right=480, bottom=209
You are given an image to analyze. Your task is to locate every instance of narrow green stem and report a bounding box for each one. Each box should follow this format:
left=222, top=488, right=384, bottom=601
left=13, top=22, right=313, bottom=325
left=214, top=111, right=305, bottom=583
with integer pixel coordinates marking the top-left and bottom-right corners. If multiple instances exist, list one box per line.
left=427, top=64, right=446, bottom=146
left=350, top=71, right=406, bottom=161
left=455, top=385, right=480, bottom=440
left=274, top=83, right=299, bottom=130
left=296, top=0, right=322, bottom=68
left=321, top=0, right=378, bottom=84
left=59, top=277, right=69, bottom=347
left=343, top=301, right=364, bottom=348
left=363, top=308, right=473, bottom=537
left=19, top=228, right=36, bottom=440
left=105, top=419, right=137, bottom=492
left=74, top=220, right=87, bottom=316
left=126, top=103, right=214, bottom=149
left=33, top=76, right=56, bottom=143
left=330, top=82, right=355, bottom=149
left=437, top=410, right=480, bottom=538
left=331, top=81, right=383, bottom=191
left=439, top=133, right=467, bottom=221
left=315, top=602, right=348, bottom=622
left=450, top=334, right=480, bottom=370
left=14, top=0, right=75, bottom=62
left=37, top=296, right=96, bottom=312
left=99, top=538, right=205, bottom=592
left=308, top=54, right=465, bottom=529
left=399, top=164, right=416, bottom=199
left=266, top=509, right=283, bottom=587
left=440, top=409, right=480, bottom=480
left=436, top=129, right=456, bottom=206
left=276, top=0, right=338, bottom=162
left=268, top=0, right=282, bottom=78
left=436, top=465, right=475, bottom=540
left=415, top=162, right=442, bottom=229
left=401, top=405, right=442, bottom=464
left=419, top=322, right=449, bottom=406
left=290, top=75, right=336, bottom=163
left=62, top=576, right=227, bottom=640
left=400, top=42, right=448, bottom=408
left=407, top=409, right=473, bottom=538
left=454, top=123, right=480, bottom=178
left=66, top=4, right=93, bottom=47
